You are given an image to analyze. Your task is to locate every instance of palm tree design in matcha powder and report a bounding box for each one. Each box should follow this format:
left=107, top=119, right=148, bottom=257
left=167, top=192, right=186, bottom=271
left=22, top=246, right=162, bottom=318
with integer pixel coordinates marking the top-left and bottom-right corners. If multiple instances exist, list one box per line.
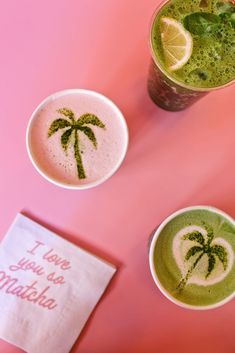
left=177, top=224, right=228, bottom=292
left=48, top=108, right=105, bottom=179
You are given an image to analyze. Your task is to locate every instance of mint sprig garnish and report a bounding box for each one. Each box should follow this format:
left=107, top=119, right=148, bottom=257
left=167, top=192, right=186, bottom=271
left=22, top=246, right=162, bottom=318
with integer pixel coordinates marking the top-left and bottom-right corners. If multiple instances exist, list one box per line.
left=218, top=1, right=235, bottom=28
left=183, top=12, right=221, bottom=35
left=216, top=1, right=234, bottom=15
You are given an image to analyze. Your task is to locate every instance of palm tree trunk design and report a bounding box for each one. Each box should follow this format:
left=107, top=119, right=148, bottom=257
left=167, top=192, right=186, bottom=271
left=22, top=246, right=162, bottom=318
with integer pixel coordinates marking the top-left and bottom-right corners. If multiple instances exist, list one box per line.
left=177, top=252, right=204, bottom=292
left=74, top=130, right=86, bottom=179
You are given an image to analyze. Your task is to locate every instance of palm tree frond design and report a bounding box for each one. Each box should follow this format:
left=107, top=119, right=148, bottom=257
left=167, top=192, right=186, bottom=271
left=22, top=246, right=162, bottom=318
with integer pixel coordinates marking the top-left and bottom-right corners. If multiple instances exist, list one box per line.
left=183, top=231, right=205, bottom=245
left=185, top=246, right=203, bottom=260
left=177, top=224, right=228, bottom=292
left=206, top=253, right=216, bottom=278
left=78, top=113, right=106, bottom=128
left=203, top=222, right=214, bottom=244
left=48, top=107, right=105, bottom=179
left=57, top=108, right=75, bottom=122
left=61, top=128, right=73, bottom=152
left=211, top=244, right=228, bottom=270
left=48, top=119, right=71, bottom=137
left=79, top=126, right=97, bottom=148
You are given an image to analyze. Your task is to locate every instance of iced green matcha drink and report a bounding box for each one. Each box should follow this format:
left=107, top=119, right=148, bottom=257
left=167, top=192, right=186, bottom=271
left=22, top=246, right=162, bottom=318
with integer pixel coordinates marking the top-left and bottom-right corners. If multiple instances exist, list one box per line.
left=148, top=0, right=235, bottom=111
left=149, top=206, right=235, bottom=309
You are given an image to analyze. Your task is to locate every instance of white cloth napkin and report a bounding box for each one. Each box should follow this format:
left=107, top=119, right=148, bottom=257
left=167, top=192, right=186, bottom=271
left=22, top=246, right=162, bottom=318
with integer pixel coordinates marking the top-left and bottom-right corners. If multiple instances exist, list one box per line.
left=0, top=214, right=116, bottom=353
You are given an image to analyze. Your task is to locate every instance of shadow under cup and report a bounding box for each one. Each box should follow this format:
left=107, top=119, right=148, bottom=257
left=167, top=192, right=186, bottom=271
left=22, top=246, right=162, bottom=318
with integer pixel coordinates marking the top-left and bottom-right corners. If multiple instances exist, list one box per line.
left=149, top=206, right=235, bottom=310
left=147, top=0, right=235, bottom=111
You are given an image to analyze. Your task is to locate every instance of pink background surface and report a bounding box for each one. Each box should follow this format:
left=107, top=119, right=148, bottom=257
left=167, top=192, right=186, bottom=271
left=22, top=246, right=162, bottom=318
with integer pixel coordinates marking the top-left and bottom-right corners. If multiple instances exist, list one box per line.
left=1, top=1, right=235, bottom=353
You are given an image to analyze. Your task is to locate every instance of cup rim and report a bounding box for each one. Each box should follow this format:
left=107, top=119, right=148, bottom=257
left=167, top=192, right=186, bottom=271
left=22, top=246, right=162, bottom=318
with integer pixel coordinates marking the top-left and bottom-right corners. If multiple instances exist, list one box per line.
left=149, top=205, right=235, bottom=310
left=149, top=0, right=235, bottom=92
left=26, top=89, right=129, bottom=190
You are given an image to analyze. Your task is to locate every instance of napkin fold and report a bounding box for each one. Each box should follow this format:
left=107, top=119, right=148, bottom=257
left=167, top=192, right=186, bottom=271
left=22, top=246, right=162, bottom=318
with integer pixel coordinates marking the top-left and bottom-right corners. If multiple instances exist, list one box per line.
left=0, top=214, right=116, bottom=353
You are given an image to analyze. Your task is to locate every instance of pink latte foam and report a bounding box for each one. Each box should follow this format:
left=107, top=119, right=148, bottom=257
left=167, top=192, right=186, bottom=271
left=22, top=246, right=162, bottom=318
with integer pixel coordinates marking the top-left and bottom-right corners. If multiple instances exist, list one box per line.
left=28, top=91, right=128, bottom=186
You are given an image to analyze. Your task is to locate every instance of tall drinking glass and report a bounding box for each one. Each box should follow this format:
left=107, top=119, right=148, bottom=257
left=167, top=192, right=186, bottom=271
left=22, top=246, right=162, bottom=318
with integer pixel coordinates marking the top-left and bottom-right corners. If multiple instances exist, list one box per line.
left=148, top=0, right=235, bottom=111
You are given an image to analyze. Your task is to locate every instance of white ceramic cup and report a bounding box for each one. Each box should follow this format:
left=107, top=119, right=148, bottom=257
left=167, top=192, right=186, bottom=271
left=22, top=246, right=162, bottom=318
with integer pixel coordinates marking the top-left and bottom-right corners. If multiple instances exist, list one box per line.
left=26, top=89, right=129, bottom=190
left=149, top=205, right=235, bottom=310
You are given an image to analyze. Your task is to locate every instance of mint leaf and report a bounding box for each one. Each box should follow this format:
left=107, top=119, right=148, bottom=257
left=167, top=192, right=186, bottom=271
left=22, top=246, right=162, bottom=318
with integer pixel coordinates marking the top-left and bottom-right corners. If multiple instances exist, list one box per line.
left=216, top=1, right=235, bottom=15
left=183, top=12, right=221, bottom=35
left=219, top=9, right=235, bottom=28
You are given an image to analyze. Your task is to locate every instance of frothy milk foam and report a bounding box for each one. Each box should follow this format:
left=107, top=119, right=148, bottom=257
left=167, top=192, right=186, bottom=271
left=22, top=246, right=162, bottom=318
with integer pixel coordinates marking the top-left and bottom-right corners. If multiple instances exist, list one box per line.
left=28, top=91, right=128, bottom=186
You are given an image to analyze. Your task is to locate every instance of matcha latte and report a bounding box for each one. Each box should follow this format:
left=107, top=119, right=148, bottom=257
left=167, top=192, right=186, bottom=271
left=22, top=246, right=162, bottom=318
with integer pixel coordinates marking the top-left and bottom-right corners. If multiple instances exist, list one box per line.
left=26, top=89, right=128, bottom=189
left=149, top=206, right=235, bottom=309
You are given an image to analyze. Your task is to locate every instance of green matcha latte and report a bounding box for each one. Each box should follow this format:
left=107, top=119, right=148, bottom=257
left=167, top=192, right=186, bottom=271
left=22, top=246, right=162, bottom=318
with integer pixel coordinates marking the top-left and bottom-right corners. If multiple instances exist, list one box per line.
left=148, top=0, right=235, bottom=110
left=149, top=206, right=235, bottom=309
left=151, top=0, right=235, bottom=88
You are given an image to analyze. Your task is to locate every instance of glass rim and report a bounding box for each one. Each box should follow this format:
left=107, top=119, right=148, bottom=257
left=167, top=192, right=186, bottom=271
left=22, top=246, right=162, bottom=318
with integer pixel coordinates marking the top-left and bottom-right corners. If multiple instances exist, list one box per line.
left=149, top=0, right=235, bottom=93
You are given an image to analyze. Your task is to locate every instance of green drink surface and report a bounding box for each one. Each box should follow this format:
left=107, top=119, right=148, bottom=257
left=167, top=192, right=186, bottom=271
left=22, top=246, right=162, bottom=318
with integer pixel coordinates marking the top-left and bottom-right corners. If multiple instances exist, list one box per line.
left=153, top=209, right=235, bottom=307
left=151, top=0, right=235, bottom=88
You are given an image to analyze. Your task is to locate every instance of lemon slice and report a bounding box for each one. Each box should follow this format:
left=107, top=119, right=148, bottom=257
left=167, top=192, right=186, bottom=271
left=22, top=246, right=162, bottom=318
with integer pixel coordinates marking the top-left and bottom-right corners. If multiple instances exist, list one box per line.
left=160, top=17, right=193, bottom=71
